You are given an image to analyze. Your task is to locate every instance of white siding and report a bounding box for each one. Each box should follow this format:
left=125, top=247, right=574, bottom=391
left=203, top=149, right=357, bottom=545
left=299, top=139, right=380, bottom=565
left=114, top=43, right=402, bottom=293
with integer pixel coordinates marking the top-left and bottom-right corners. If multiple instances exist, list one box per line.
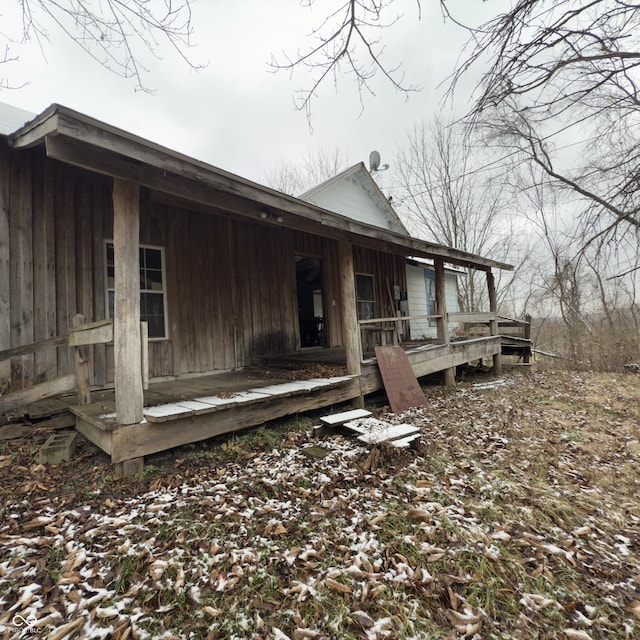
left=0, top=102, right=35, bottom=136
left=406, top=263, right=460, bottom=340
left=304, top=177, right=394, bottom=230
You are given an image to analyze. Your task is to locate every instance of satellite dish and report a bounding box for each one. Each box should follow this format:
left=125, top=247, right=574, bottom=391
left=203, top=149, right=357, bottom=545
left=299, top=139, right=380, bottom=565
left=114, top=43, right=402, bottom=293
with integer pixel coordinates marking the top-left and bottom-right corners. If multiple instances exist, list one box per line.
left=369, top=150, right=381, bottom=172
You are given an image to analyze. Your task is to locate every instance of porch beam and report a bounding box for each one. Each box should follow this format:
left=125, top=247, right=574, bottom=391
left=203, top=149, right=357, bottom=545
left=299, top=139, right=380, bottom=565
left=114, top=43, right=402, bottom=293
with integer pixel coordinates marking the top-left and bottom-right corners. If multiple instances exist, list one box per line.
left=113, top=178, right=143, bottom=424
left=486, top=270, right=502, bottom=376
left=42, top=133, right=513, bottom=271
left=434, top=258, right=455, bottom=387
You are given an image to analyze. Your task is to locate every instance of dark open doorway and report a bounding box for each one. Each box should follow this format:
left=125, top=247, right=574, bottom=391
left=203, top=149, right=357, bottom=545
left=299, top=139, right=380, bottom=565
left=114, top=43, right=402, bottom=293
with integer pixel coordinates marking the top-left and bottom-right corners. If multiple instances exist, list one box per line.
left=295, top=256, right=326, bottom=348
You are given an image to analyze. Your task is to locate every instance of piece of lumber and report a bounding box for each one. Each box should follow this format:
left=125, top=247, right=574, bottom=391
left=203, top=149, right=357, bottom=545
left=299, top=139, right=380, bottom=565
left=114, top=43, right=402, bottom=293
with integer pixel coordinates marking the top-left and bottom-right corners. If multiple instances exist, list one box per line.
left=0, top=374, right=76, bottom=414
left=0, top=423, right=34, bottom=440
left=35, top=412, right=76, bottom=430
left=321, top=408, right=372, bottom=427
left=356, top=423, right=421, bottom=445
left=140, top=321, right=149, bottom=390
left=390, top=433, right=421, bottom=448
left=72, top=314, right=91, bottom=405
left=110, top=379, right=362, bottom=463
left=342, top=417, right=389, bottom=434
left=68, top=319, right=113, bottom=346
left=435, top=258, right=455, bottom=387
left=374, top=346, right=427, bottom=413
left=338, top=241, right=363, bottom=384
left=0, top=335, right=69, bottom=361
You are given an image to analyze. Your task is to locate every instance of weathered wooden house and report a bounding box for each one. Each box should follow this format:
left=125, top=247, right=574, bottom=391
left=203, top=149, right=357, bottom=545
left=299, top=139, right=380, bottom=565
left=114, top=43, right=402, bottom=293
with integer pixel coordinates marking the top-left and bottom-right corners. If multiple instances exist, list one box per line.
left=300, top=165, right=464, bottom=343
left=0, top=102, right=514, bottom=470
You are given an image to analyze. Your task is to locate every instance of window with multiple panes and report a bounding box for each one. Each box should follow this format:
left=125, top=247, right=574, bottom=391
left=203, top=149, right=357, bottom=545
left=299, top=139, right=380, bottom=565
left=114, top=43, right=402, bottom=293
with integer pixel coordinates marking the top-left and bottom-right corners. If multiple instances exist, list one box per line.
left=106, top=242, right=168, bottom=339
left=355, top=273, right=375, bottom=320
left=425, top=270, right=437, bottom=327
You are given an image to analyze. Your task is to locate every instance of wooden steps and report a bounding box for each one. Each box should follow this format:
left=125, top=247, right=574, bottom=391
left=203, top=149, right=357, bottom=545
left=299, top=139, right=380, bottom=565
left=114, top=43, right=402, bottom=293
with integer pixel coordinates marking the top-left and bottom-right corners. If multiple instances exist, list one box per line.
left=317, top=409, right=421, bottom=449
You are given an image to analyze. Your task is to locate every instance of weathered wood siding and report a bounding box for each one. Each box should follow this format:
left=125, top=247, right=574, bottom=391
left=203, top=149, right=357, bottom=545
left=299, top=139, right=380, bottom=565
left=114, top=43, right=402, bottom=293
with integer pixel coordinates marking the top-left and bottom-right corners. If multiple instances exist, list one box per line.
left=353, top=245, right=407, bottom=320
left=1, top=145, right=113, bottom=394
left=0, top=144, right=408, bottom=394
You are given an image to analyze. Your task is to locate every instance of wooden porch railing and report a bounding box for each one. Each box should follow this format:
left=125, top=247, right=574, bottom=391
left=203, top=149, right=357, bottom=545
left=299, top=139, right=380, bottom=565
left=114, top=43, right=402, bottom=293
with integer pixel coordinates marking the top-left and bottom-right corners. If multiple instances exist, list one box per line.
left=0, top=317, right=149, bottom=414
left=357, top=312, right=532, bottom=363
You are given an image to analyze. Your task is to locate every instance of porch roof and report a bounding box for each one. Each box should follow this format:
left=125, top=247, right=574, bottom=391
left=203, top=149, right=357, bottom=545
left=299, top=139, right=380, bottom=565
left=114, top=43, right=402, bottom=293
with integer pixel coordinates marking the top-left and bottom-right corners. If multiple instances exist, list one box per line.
left=7, top=103, right=512, bottom=272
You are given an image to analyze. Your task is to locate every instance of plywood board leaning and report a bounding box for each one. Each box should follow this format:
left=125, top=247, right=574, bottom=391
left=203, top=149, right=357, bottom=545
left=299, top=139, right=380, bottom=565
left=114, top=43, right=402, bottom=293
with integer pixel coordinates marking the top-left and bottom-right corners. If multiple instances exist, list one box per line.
left=374, top=346, right=427, bottom=413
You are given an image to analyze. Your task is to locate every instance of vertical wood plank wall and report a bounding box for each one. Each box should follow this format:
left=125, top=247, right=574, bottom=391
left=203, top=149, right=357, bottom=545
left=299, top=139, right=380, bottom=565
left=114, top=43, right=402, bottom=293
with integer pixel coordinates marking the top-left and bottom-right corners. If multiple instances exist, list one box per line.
left=0, top=144, right=408, bottom=394
left=0, top=144, right=10, bottom=393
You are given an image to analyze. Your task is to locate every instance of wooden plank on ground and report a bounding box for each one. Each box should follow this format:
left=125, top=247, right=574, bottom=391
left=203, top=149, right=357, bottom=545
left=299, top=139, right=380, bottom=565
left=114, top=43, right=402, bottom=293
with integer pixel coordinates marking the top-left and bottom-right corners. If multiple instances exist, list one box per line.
left=321, top=408, right=372, bottom=426
left=0, top=423, right=34, bottom=440
left=356, top=422, right=420, bottom=445
left=391, top=433, right=421, bottom=448
left=374, top=346, right=427, bottom=413
left=342, top=417, right=389, bottom=434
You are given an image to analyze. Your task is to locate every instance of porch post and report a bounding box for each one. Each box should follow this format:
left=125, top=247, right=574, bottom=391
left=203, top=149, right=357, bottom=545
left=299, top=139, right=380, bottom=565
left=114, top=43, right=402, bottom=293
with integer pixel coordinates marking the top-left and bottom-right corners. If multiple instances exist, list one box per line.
left=486, top=269, right=502, bottom=376
left=434, top=258, right=455, bottom=387
left=338, top=241, right=364, bottom=408
left=523, top=313, right=532, bottom=364
left=113, top=178, right=143, bottom=425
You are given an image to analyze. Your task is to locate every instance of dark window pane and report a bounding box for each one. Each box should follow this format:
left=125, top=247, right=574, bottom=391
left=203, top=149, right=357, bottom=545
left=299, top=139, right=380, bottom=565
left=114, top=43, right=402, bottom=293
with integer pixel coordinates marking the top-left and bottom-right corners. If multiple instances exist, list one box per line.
left=108, top=291, right=114, bottom=319
left=146, top=269, right=163, bottom=290
left=141, top=292, right=166, bottom=337
left=356, top=274, right=374, bottom=302
left=146, top=315, right=165, bottom=339
left=142, top=292, right=164, bottom=317
left=145, top=248, right=162, bottom=270
left=106, top=243, right=114, bottom=266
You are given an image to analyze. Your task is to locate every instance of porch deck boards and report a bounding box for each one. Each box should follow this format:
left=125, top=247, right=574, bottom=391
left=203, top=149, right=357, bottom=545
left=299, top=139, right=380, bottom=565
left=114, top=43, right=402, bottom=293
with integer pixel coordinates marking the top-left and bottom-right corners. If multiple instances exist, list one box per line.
left=68, top=335, right=510, bottom=465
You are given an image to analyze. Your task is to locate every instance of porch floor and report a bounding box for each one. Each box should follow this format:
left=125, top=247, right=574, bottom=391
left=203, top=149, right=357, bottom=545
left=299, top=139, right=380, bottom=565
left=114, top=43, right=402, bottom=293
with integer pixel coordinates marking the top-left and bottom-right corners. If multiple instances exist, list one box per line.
left=70, top=350, right=359, bottom=464
left=68, top=335, right=514, bottom=465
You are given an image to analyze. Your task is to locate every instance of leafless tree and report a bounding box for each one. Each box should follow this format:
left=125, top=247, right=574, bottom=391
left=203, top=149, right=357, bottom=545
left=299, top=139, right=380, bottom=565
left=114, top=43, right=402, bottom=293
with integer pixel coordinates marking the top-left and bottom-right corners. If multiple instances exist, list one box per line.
left=265, top=147, right=350, bottom=195
left=270, top=0, right=421, bottom=119
left=445, top=0, right=640, bottom=247
left=514, top=161, right=640, bottom=369
left=1, top=0, right=203, bottom=92
left=394, top=117, right=524, bottom=312
left=274, top=2, right=640, bottom=246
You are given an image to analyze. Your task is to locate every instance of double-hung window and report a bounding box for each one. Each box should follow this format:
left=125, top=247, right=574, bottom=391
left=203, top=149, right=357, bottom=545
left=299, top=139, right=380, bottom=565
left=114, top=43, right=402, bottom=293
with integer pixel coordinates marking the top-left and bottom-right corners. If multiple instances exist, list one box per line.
left=425, top=270, right=437, bottom=327
left=106, top=242, right=168, bottom=339
left=355, top=273, right=375, bottom=321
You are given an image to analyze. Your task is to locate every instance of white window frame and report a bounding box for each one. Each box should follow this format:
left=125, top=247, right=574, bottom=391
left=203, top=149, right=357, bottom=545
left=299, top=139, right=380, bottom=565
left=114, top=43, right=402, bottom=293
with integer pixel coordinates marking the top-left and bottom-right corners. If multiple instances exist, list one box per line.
left=355, top=272, right=376, bottom=321
left=105, top=240, right=169, bottom=341
left=425, top=269, right=437, bottom=327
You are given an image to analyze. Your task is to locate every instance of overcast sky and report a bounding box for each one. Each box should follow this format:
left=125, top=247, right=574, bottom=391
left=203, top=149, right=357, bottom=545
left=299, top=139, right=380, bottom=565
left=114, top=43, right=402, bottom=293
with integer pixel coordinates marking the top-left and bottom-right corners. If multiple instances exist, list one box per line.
left=0, top=1, right=497, bottom=185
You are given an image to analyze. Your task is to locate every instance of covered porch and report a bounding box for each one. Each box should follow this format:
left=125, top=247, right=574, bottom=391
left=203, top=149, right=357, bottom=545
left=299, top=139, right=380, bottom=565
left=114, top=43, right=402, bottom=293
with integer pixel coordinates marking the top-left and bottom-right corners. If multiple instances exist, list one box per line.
left=1, top=104, right=518, bottom=471
left=70, top=333, right=505, bottom=471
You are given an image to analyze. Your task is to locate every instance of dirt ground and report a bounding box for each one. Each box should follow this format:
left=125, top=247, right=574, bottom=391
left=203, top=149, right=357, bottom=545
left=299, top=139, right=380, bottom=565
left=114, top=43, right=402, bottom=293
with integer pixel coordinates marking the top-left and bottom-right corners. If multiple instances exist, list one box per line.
left=1, top=367, right=639, bottom=639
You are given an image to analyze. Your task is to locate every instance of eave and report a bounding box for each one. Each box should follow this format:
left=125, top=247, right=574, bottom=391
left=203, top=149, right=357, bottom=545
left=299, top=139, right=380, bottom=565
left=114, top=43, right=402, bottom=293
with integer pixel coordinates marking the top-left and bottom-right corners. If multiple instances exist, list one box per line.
left=9, top=104, right=512, bottom=272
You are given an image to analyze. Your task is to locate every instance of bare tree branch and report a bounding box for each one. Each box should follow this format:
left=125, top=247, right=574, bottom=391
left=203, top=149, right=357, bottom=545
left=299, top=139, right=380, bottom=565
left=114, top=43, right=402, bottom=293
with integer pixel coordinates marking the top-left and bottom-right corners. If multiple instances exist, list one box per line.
left=270, top=0, right=421, bottom=121
left=446, top=0, right=640, bottom=247
left=2, top=0, right=205, bottom=92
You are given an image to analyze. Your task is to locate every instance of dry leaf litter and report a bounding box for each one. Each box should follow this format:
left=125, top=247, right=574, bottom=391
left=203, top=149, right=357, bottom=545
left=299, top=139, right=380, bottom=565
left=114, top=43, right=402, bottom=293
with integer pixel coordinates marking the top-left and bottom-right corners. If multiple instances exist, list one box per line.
left=0, top=369, right=639, bottom=639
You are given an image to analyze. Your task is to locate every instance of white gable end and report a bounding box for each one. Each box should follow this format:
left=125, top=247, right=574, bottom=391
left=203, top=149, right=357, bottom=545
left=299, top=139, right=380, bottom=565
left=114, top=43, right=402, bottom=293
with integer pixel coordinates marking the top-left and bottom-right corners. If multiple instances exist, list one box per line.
left=0, top=102, right=36, bottom=136
left=305, top=176, right=394, bottom=229
left=300, top=163, right=408, bottom=235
